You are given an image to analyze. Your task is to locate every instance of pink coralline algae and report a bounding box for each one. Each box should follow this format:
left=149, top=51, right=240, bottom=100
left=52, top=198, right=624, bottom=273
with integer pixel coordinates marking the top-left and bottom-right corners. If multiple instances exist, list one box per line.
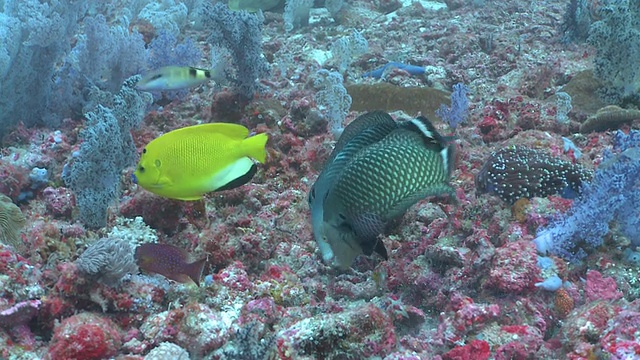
left=172, top=303, right=235, bottom=355
left=48, top=312, right=122, bottom=360
left=274, top=302, right=396, bottom=359
left=483, top=240, right=540, bottom=294
left=493, top=325, right=544, bottom=359
left=560, top=300, right=620, bottom=355
left=439, top=294, right=501, bottom=344
left=119, top=191, right=187, bottom=234
left=0, top=299, right=40, bottom=348
left=478, top=99, right=512, bottom=143
left=0, top=158, right=29, bottom=201
left=213, top=261, right=256, bottom=293
left=140, top=302, right=234, bottom=356
left=239, top=297, right=283, bottom=326
left=42, top=186, right=75, bottom=219
left=600, top=304, right=640, bottom=358
left=442, top=339, right=491, bottom=360
left=584, top=270, right=624, bottom=302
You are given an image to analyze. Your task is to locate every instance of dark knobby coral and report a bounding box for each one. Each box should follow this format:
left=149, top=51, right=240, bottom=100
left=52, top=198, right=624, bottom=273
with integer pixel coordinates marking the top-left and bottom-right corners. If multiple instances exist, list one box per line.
left=475, top=146, right=593, bottom=204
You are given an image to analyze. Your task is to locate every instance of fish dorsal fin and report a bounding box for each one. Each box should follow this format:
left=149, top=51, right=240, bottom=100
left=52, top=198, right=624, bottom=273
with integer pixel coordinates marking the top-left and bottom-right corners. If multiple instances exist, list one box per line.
left=168, top=123, right=249, bottom=140
left=316, top=112, right=399, bottom=195
left=329, top=111, right=396, bottom=161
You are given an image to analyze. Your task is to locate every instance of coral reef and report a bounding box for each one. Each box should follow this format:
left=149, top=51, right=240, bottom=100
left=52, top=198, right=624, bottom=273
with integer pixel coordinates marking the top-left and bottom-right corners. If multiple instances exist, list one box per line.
left=0, top=0, right=637, bottom=359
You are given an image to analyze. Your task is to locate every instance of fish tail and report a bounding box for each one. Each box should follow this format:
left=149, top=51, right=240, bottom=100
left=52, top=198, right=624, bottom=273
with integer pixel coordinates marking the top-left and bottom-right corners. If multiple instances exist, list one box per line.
left=185, top=258, right=206, bottom=286
left=243, top=132, right=269, bottom=163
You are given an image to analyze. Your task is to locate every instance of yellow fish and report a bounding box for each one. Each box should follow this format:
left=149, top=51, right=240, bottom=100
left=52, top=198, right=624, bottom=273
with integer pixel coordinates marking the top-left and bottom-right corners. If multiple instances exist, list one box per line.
left=136, top=66, right=214, bottom=91
left=132, top=123, right=268, bottom=200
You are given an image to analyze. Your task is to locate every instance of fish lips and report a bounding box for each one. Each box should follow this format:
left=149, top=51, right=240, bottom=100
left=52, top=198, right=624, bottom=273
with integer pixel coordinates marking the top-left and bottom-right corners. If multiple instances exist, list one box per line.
left=131, top=173, right=138, bottom=184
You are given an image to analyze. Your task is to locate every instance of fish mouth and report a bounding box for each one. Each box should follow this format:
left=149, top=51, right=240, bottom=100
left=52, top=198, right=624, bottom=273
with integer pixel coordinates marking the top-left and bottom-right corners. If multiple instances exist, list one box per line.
left=131, top=174, right=138, bottom=184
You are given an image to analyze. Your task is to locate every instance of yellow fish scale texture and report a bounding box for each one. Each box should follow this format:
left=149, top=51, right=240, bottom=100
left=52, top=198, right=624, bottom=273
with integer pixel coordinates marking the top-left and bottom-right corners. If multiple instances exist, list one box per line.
left=333, top=144, right=447, bottom=214
left=161, top=133, right=240, bottom=176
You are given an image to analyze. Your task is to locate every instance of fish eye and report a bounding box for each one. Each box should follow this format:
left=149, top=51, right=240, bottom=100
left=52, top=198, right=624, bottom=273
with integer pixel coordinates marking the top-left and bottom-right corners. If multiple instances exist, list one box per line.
left=142, top=148, right=147, bottom=154
left=138, top=166, right=145, bottom=172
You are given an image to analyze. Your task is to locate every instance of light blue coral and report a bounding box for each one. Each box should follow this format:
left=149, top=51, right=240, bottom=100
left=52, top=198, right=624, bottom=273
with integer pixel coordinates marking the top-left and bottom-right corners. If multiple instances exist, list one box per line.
left=534, top=131, right=640, bottom=260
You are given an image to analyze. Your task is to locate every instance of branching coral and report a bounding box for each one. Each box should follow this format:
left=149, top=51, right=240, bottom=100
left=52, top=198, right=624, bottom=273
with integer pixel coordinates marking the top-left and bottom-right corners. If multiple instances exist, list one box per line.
left=75, top=237, right=138, bottom=287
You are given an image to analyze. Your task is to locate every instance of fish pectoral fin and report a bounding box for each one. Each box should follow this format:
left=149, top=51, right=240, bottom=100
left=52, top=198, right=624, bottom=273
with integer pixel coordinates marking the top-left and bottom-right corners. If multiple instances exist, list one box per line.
left=311, top=197, right=334, bottom=262
left=349, top=212, right=388, bottom=258
left=155, top=176, right=173, bottom=188
left=351, top=212, right=386, bottom=242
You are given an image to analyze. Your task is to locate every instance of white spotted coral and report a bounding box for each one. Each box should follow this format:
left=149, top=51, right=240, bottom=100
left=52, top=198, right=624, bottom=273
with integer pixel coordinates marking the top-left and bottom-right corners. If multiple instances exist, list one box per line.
left=475, top=146, right=592, bottom=204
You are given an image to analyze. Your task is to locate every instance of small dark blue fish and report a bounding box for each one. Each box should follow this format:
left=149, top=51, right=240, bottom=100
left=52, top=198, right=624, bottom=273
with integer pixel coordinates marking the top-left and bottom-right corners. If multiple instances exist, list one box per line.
left=362, top=62, right=427, bottom=79
left=135, top=243, right=206, bottom=286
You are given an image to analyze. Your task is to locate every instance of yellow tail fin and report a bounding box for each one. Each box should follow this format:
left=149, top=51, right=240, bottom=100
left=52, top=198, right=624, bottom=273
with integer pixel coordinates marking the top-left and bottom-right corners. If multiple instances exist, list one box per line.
left=243, top=132, right=268, bottom=163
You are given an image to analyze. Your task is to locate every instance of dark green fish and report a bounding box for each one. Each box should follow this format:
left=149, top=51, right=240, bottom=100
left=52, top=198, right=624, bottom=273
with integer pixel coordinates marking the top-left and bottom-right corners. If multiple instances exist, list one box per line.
left=317, top=115, right=456, bottom=269
left=309, top=111, right=399, bottom=263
